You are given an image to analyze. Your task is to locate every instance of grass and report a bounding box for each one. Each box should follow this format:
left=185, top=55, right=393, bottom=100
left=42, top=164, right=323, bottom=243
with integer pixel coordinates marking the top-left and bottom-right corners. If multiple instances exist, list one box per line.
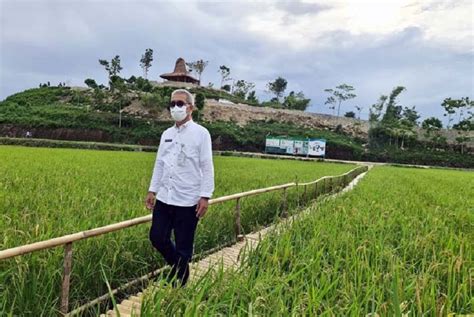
left=0, top=145, right=355, bottom=316
left=141, top=166, right=473, bottom=316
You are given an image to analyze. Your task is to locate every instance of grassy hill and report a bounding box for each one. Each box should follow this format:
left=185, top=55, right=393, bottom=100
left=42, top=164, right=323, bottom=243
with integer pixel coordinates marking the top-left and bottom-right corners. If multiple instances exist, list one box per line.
left=0, top=86, right=472, bottom=168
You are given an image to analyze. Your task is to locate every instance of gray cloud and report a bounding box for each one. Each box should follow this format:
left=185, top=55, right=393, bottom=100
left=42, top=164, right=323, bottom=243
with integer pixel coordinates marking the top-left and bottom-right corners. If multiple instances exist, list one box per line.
left=1, top=0, right=472, bottom=124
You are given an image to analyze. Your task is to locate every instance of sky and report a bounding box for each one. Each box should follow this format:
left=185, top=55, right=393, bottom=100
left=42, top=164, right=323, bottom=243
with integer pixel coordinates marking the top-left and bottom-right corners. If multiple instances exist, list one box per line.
left=1, top=0, right=473, bottom=121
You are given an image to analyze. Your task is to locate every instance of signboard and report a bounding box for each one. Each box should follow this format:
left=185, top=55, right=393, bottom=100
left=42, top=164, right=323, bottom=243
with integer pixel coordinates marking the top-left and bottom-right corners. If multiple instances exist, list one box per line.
left=265, top=136, right=326, bottom=157
left=265, top=138, right=280, bottom=147
left=280, top=139, right=294, bottom=154
left=308, top=139, right=326, bottom=157
left=294, top=140, right=304, bottom=155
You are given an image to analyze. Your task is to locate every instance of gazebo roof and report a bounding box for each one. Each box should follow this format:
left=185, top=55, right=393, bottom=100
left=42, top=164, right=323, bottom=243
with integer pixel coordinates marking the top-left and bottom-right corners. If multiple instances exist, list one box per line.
left=160, top=57, right=199, bottom=84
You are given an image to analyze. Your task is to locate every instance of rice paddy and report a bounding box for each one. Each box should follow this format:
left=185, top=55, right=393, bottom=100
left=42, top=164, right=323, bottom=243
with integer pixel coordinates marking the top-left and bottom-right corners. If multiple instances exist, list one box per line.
left=141, top=166, right=473, bottom=316
left=0, top=145, right=355, bottom=316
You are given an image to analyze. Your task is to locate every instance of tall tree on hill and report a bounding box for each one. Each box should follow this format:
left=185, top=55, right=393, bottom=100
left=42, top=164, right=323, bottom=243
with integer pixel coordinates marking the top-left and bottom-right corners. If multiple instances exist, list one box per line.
left=218, top=65, right=231, bottom=89
left=381, top=86, right=405, bottom=124
left=247, top=91, right=258, bottom=103
left=140, top=48, right=154, bottom=79
left=369, top=95, right=387, bottom=123
left=422, top=117, right=444, bottom=149
left=441, top=97, right=473, bottom=129
left=283, top=91, right=311, bottom=111
left=324, top=84, right=356, bottom=117
left=233, top=80, right=255, bottom=99
left=398, top=106, right=420, bottom=149
left=267, top=76, right=287, bottom=102
left=186, top=59, right=208, bottom=85
left=446, top=98, right=474, bottom=153
left=99, top=55, right=122, bottom=89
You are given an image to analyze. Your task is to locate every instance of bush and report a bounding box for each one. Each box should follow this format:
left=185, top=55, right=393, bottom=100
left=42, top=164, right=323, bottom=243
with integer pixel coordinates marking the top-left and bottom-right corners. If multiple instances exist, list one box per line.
left=141, top=93, right=169, bottom=110
left=84, top=78, right=98, bottom=89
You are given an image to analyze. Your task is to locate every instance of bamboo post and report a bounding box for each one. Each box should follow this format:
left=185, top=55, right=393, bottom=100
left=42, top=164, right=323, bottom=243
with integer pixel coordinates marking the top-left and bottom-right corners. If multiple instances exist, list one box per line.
left=303, top=184, right=307, bottom=203
left=234, top=198, right=243, bottom=241
left=281, top=188, right=288, bottom=218
left=314, top=181, right=318, bottom=199
left=295, top=176, right=299, bottom=208
left=60, top=242, right=73, bottom=315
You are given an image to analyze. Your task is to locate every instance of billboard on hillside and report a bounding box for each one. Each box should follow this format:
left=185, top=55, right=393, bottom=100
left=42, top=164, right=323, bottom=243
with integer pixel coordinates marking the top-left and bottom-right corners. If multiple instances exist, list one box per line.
left=265, top=136, right=326, bottom=157
left=308, top=139, right=326, bottom=156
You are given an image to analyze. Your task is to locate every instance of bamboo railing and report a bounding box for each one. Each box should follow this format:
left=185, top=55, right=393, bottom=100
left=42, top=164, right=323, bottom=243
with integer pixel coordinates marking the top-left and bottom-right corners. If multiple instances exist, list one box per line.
left=0, top=165, right=368, bottom=315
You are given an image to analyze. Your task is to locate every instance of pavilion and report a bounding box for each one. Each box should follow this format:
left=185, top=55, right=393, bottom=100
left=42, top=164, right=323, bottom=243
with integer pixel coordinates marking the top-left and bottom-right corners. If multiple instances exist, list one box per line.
left=160, top=57, right=199, bottom=85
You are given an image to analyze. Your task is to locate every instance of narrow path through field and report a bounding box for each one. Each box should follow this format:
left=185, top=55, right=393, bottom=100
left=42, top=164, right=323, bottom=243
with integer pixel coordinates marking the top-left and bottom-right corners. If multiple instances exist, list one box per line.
left=100, top=166, right=372, bottom=317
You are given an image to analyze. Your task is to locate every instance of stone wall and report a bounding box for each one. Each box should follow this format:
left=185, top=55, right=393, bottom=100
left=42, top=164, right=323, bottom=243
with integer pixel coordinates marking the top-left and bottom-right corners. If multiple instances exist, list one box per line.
left=203, top=100, right=369, bottom=138
left=123, top=98, right=473, bottom=148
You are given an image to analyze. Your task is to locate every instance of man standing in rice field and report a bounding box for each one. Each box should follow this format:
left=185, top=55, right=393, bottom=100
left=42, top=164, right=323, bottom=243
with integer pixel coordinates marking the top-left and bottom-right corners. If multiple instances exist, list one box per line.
left=145, top=88, right=215, bottom=287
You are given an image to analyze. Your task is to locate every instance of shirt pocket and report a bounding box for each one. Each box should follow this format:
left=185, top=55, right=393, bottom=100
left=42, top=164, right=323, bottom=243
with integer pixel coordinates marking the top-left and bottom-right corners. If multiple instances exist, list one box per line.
left=159, top=141, right=173, bottom=156
left=183, top=143, right=200, bottom=160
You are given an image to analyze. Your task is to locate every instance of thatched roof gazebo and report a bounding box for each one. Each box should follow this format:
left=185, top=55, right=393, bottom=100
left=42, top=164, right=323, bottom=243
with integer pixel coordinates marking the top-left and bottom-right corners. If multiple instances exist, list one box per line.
left=160, top=57, right=199, bottom=84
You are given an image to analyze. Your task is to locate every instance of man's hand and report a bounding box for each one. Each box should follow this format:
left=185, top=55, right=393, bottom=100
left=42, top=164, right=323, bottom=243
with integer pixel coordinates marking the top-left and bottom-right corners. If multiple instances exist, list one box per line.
left=195, top=197, right=209, bottom=219
left=145, top=192, right=156, bottom=211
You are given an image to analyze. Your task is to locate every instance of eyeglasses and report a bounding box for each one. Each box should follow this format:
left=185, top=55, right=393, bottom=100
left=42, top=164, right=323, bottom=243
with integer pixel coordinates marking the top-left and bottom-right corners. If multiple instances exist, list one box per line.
left=168, top=100, right=187, bottom=109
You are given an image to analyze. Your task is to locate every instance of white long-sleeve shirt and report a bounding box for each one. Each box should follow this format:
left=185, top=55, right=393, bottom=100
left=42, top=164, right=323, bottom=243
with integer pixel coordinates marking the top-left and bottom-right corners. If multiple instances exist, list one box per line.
left=148, top=119, right=215, bottom=207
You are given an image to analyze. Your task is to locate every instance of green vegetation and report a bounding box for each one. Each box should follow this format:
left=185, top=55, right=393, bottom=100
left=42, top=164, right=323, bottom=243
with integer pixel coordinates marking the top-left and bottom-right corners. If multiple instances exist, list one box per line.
left=0, top=145, right=354, bottom=315
left=1, top=86, right=472, bottom=167
left=324, top=83, right=357, bottom=117
left=142, top=166, right=473, bottom=316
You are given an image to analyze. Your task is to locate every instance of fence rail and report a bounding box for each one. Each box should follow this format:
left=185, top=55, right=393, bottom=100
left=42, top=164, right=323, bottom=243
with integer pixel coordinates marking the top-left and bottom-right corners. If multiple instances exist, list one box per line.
left=0, top=165, right=368, bottom=315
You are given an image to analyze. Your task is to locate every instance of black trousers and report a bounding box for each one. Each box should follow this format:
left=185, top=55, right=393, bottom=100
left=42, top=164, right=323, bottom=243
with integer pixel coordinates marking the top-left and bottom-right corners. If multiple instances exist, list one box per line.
left=149, top=199, right=199, bottom=286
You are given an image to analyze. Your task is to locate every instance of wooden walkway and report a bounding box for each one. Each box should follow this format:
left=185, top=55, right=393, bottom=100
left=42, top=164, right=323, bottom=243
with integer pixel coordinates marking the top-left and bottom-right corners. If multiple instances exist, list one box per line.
left=100, top=169, right=371, bottom=317
left=100, top=227, right=274, bottom=317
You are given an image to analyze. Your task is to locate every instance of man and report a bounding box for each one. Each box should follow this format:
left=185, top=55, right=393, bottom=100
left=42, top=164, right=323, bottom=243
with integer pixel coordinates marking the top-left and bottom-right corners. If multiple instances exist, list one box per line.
left=145, top=88, right=214, bottom=287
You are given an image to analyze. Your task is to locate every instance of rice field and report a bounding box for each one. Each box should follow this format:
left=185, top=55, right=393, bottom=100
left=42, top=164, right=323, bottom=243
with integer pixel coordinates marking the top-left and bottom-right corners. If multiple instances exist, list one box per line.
left=0, top=145, right=355, bottom=316
left=141, top=166, right=473, bottom=316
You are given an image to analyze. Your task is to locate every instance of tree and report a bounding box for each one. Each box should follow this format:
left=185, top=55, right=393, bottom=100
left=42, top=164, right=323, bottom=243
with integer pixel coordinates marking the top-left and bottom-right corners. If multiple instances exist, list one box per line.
left=324, top=84, right=356, bottom=117
left=192, top=93, right=206, bottom=122
left=400, top=106, right=419, bottom=127
left=99, top=55, right=123, bottom=89
left=398, top=106, right=420, bottom=149
left=218, top=65, right=231, bottom=89
left=381, top=86, right=405, bottom=124
left=283, top=91, right=311, bottom=111
left=441, top=97, right=473, bottom=129
left=186, top=59, right=208, bottom=85
left=267, top=77, right=287, bottom=102
left=369, top=95, right=387, bottom=123
left=233, top=80, right=255, bottom=99
left=127, top=75, right=137, bottom=84
left=421, top=117, right=443, bottom=149
left=422, top=117, right=442, bottom=130
left=140, top=48, right=154, bottom=79
left=344, top=111, right=356, bottom=118
left=452, top=116, right=473, bottom=154
left=247, top=91, right=258, bottom=103
left=221, top=84, right=231, bottom=92
left=84, top=78, right=98, bottom=89
left=368, top=87, right=417, bottom=149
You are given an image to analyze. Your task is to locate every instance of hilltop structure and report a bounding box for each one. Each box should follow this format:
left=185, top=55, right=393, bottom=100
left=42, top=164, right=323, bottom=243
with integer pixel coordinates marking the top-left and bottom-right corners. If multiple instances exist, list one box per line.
left=160, top=57, right=199, bottom=85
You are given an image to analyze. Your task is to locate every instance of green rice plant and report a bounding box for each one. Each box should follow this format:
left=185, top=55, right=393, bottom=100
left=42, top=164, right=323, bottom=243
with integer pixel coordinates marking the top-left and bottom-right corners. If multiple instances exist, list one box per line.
left=0, top=145, right=354, bottom=315
left=141, top=166, right=473, bottom=316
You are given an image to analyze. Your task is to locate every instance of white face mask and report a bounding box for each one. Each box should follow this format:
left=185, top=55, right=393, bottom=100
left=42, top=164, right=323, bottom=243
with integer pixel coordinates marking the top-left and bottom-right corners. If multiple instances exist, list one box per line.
left=170, top=106, right=188, bottom=122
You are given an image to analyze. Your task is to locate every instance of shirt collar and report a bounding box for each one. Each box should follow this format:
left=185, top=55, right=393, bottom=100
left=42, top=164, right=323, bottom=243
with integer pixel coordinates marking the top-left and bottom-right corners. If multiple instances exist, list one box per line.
left=174, top=118, right=194, bottom=131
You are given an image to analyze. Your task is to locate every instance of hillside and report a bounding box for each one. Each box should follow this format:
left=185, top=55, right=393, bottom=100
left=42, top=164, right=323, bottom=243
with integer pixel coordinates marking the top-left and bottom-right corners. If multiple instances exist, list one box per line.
left=0, top=85, right=472, bottom=167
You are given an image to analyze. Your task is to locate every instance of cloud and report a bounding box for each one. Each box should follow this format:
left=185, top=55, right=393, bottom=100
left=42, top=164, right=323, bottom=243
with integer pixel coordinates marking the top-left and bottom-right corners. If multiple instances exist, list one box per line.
left=0, top=0, right=472, bottom=123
